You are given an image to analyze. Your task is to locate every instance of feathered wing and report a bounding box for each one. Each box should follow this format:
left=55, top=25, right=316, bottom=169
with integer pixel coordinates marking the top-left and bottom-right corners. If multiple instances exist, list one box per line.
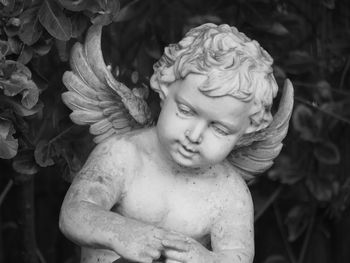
left=62, top=25, right=152, bottom=143
left=228, top=79, right=294, bottom=180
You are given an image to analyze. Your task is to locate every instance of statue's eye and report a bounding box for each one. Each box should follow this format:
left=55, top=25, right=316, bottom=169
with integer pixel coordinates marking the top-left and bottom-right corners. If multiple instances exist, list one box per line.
left=178, top=104, right=194, bottom=116
left=212, top=124, right=230, bottom=136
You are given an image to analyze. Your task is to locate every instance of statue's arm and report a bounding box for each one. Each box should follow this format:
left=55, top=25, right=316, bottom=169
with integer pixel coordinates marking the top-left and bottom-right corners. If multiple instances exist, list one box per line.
left=59, top=136, right=126, bottom=248
left=59, top=136, right=165, bottom=262
left=210, top=178, right=255, bottom=263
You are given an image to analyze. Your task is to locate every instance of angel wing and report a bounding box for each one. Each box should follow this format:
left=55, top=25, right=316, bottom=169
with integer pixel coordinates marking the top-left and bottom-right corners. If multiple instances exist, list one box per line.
left=228, top=79, right=294, bottom=180
left=61, top=25, right=152, bottom=143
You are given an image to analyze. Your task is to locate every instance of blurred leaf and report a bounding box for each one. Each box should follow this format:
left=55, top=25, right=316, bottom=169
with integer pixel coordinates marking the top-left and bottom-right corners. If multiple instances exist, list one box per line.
left=39, top=0, right=72, bottom=41
left=17, top=45, right=33, bottom=65
left=314, top=141, right=340, bottom=165
left=285, top=205, right=309, bottom=242
left=114, top=0, right=140, bottom=22
left=322, top=0, right=335, bottom=9
left=284, top=51, right=315, bottom=74
left=273, top=65, right=286, bottom=80
left=12, top=149, right=39, bottom=175
left=267, top=22, right=289, bottom=36
left=268, top=155, right=304, bottom=184
left=315, top=80, right=332, bottom=101
left=34, top=140, right=55, bottom=167
left=264, top=255, right=288, bottom=263
left=18, top=6, right=43, bottom=45
left=0, top=118, right=18, bottom=159
left=292, top=104, right=319, bottom=142
left=0, top=0, right=11, bottom=6
left=306, top=176, right=333, bottom=202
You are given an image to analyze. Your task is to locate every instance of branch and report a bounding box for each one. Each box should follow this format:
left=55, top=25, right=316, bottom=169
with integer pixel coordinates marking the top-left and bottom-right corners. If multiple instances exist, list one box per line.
left=273, top=202, right=298, bottom=263
left=0, top=179, right=13, bottom=208
left=298, top=211, right=315, bottom=263
left=255, top=186, right=283, bottom=222
left=295, top=96, right=350, bottom=125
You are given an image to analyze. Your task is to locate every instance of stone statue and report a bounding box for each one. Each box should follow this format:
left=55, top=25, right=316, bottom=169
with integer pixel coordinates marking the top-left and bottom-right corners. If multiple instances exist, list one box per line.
left=59, top=23, right=294, bottom=263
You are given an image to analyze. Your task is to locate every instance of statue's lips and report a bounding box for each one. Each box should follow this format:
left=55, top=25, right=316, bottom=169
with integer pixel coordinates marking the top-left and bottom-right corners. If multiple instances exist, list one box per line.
left=178, top=143, right=198, bottom=158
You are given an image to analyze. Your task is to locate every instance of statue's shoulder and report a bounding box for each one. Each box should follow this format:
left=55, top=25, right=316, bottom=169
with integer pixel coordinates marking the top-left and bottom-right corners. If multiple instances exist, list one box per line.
left=217, top=161, right=252, bottom=203
left=104, top=128, right=154, bottom=162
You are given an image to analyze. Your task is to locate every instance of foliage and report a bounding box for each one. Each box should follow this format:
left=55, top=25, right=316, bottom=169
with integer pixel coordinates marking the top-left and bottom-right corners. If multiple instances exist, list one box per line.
left=1, top=0, right=350, bottom=262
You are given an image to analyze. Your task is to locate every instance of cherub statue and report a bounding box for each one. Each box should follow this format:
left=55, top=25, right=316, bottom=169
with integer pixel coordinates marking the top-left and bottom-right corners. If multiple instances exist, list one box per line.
left=59, top=23, right=293, bottom=263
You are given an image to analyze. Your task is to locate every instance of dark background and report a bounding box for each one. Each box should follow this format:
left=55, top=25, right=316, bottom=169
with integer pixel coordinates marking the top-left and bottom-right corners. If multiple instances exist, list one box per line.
left=1, top=0, right=350, bottom=262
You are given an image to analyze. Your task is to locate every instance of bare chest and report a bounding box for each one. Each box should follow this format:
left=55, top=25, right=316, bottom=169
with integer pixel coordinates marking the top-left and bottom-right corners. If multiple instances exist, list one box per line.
left=114, top=168, right=226, bottom=239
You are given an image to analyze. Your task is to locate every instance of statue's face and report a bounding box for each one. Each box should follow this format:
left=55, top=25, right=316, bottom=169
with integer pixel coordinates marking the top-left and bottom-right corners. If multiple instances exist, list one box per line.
left=156, top=74, right=253, bottom=169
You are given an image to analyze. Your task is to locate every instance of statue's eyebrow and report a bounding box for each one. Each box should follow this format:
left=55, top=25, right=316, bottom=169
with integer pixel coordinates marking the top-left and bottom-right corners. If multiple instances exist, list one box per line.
left=175, top=94, right=195, bottom=108
left=176, top=93, right=239, bottom=132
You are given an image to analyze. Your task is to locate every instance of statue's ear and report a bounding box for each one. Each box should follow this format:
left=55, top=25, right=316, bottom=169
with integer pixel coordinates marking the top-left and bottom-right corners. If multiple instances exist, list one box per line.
left=150, top=75, right=170, bottom=104
left=244, top=104, right=272, bottom=134
left=245, top=121, right=267, bottom=134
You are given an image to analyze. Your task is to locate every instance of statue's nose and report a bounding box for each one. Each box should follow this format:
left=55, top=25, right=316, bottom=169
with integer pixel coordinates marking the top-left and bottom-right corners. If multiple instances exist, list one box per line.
left=185, top=121, right=206, bottom=144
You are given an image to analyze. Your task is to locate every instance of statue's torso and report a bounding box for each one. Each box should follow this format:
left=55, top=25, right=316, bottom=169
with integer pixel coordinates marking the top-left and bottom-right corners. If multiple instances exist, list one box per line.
left=80, top=129, right=241, bottom=263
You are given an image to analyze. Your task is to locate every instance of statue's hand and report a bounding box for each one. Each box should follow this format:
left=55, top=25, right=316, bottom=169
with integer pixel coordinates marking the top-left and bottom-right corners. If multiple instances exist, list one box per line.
left=162, top=233, right=216, bottom=263
left=113, top=219, right=166, bottom=263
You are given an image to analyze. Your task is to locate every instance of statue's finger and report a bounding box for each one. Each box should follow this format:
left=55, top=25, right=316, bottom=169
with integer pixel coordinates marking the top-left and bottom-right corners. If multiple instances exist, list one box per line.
left=163, top=249, right=187, bottom=262
left=162, top=232, right=189, bottom=242
left=145, top=248, right=161, bottom=260
left=162, top=239, right=190, bottom=251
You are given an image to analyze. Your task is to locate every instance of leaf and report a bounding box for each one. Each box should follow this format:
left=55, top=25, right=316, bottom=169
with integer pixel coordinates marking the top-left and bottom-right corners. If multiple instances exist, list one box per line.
left=57, top=0, right=87, bottom=11
left=0, top=96, right=43, bottom=116
left=0, top=40, right=10, bottom=59
left=0, top=118, right=18, bottom=159
left=90, top=0, right=120, bottom=26
left=7, top=37, right=22, bottom=55
left=4, top=17, right=21, bottom=37
left=12, top=149, right=39, bottom=175
left=314, top=140, right=340, bottom=165
left=71, top=13, right=88, bottom=38
left=17, top=45, right=33, bottom=65
left=34, top=140, right=55, bottom=167
left=0, top=71, right=39, bottom=109
left=18, top=6, right=43, bottom=45
left=32, top=39, right=52, bottom=56
left=54, top=39, right=69, bottom=62
left=38, top=0, right=72, bottom=41
left=0, top=0, right=24, bottom=17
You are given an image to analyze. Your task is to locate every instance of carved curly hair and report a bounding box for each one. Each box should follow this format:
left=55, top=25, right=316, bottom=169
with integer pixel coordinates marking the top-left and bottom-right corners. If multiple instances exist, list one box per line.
left=150, top=23, right=278, bottom=132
